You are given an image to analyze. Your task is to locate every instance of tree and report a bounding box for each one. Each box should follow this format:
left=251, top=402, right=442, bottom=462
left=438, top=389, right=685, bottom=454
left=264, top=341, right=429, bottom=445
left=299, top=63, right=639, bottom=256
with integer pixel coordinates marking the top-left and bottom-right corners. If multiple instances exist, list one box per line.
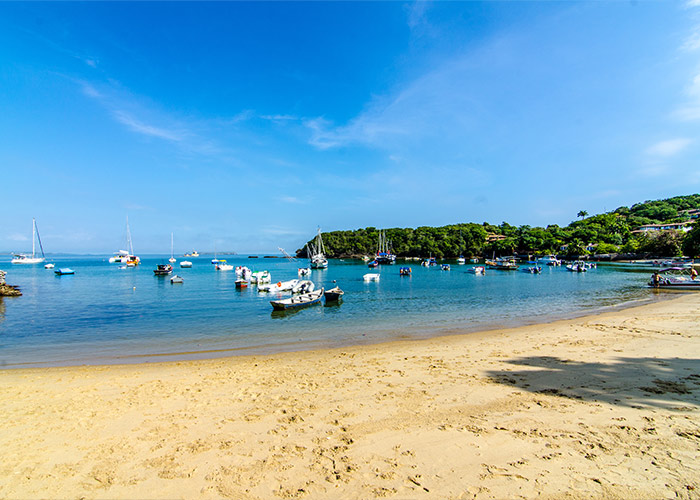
left=577, top=210, right=588, bottom=220
left=682, top=224, right=700, bottom=258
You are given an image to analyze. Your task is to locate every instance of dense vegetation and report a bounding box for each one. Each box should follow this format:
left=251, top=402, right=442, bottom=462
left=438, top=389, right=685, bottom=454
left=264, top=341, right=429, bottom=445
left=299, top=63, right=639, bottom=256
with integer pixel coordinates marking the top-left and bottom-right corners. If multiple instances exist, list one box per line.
left=297, top=194, right=700, bottom=259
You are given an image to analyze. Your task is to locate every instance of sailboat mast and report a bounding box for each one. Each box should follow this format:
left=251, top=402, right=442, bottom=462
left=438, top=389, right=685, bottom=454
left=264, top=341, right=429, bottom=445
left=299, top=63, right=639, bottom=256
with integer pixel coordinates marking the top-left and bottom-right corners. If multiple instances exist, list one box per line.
left=171, top=232, right=174, bottom=259
left=126, top=216, right=134, bottom=255
left=32, top=218, right=36, bottom=258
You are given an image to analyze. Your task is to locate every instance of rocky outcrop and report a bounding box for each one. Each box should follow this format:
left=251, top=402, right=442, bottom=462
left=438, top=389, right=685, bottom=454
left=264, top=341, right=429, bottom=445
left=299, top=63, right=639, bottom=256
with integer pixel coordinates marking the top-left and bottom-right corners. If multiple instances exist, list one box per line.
left=0, top=270, right=22, bottom=296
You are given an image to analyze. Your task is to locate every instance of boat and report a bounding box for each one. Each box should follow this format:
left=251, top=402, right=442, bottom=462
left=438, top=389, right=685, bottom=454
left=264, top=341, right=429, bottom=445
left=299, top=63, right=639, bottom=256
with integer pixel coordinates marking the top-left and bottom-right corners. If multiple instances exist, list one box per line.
left=180, top=261, right=193, bottom=268
left=110, top=217, right=140, bottom=266
left=368, top=260, right=379, bottom=268
left=537, top=255, right=561, bottom=266
left=470, top=258, right=480, bottom=263
left=270, top=288, right=324, bottom=311
left=170, top=275, right=184, bottom=284
left=421, top=257, right=437, bottom=267
left=54, top=268, right=74, bottom=275
left=184, top=250, right=199, bottom=257
left=154, top=264, right=173, bottom=276
left=363, top=273, right=380, bottom=281
left=298, top=267, right=311, bottom=277
left=308, top=228, right=328, bottom=269
left=649, top=268, right=700, bottom=289
left=215, top=260, right=233, bottom=271
left=12, top=218, right=46, bottom=264
left=466, top=266, right=485, bottom=275
left=292, top=280, right=315, bottom=294
left=486, top=257, right=518, bottom=270
left=44, top=263, right=55, bottom=269
left=523, top=265, right=542, bottom=274
left=251, top=270, right=271, bottom=284
left=169, top=233, right=176, bottom=263
left=457, top=256, right=466, bottom=265
left=399, top=267, right=412, bottom=276
left=566, top=261, right=587, bottom=273
left=441, top=264, right=450, bottom=271
left=661, top=260, right=692, bottom=269
left=235, top=279, right=248, bottom=289
left=258, top=279, right=300, bottom=293
left=375, top=230, right=396, bottom=264
left=324, top=286, right=344, bottom=301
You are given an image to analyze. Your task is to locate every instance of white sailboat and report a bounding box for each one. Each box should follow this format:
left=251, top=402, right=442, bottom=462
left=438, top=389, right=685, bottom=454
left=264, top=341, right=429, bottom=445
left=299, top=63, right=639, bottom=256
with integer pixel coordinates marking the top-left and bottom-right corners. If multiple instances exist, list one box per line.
left=309, top=228, right=328, bottom=269
left=110, top=216, right=140, bottom=266
left=169, top=233, right=176, bottom=263
left=12, top=218, right=46, bottom=264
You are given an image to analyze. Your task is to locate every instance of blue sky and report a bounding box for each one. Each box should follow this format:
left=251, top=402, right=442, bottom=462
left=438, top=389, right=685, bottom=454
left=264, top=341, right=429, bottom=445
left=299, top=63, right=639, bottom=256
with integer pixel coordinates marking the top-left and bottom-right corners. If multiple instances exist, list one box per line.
left=2, top=1, right=700, bottom=254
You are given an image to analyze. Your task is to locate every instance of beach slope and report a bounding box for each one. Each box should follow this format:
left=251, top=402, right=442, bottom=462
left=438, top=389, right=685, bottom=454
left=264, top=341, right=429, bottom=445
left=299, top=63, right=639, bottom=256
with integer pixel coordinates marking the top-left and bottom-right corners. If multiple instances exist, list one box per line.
left=1, top=294, right=699, bottom=499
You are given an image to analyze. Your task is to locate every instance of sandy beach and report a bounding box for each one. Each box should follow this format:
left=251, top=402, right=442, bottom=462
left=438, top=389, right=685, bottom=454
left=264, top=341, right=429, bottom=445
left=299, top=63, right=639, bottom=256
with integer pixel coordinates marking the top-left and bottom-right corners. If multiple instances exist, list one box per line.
left=1, top=293, right=699, bottom=499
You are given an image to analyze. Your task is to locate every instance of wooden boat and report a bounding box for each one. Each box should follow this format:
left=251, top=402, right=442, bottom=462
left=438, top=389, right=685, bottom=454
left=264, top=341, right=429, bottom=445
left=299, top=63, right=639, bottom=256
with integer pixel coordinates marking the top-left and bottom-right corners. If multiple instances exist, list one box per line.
left=154, top=264, right=173, bottom=276
left=324, top=286, right=344, bottom=301
left=235, top=279, right=248, bottom=289
left=170, top=275, right=184, bottom=284
left=270, top=288, right=324, bottom=311
left=54, top=268, right=75, bottom=275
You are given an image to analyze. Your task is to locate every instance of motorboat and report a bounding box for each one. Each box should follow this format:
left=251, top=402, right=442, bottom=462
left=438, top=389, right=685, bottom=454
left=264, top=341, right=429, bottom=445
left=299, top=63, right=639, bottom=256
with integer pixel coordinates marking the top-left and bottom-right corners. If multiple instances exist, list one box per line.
left=292, top=280, right=315, bottom=294
left=399, top=267, right=412, bottom=276
left=537, top=255, right=561, bottom=266
left=170, top=275, right=184, bottom=284
left=363, top=273, right=380, bottom=281
left=466, top=266, right=485, bottom=275
left=258, top=279, right=300, bottom=293
left=54, top=268, right=75, bottom=275
left=12, top=218, right=45, bottom=264
left=215, top=261, right=233, bottom=271
left=235, top=279, right=248, bottom=289
left=566, top=261, right=587, bottom=272
left=184, top=251, right=199, bottom=257
left=324, top=286, right=344, bottom=301
left=44, top=263, right=55, bottom=269
left=486, top=257, right=518, bottom=270
left=180, top=261, right=193, bottom=268
left=270, top=288, right=324, bottom=311
left=441, top=264, right=450, bottom=271
left=523, top=265, right=542, bottom=274
left=298, top=267, right=311, bottom=277
left=457, top=256, right=466, bottom=264
left=649, top=268, right=700, bottom=289
left=154, top=264, right=173, bottom=276
left=368, top=260, right=378, bottom=268
left=251, top=271, right=271, bottom=284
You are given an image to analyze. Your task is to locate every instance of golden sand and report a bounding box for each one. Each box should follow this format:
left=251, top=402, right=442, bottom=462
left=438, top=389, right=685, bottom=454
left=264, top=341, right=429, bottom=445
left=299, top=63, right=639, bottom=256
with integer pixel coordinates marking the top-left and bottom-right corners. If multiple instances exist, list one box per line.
left=1, top=293, right=699, bottom=499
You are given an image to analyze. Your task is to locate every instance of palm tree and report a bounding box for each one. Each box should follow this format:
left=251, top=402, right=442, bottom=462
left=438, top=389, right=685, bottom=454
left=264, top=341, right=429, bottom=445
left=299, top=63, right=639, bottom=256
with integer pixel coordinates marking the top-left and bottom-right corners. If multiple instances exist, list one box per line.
left=577, top=210, right=588, bottom=220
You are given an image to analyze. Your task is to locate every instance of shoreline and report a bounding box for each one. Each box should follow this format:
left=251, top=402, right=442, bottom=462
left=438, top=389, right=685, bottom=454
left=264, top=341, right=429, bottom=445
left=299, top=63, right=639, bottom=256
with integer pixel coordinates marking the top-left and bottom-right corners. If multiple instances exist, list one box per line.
left=1, top=292, right=699, bottom=499
left=0, top=288, right=677, bottom=370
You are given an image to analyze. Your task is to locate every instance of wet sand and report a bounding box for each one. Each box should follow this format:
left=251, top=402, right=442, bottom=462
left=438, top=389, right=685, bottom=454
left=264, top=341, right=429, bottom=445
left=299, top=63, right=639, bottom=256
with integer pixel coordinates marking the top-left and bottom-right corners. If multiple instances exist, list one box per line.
left=1, top=292, right=699, bottom=499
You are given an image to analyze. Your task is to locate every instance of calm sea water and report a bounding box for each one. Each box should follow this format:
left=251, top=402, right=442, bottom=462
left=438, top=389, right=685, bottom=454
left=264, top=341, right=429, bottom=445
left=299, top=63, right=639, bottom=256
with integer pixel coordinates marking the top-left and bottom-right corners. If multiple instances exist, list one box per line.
left=0, top=255, right=663, bottom=368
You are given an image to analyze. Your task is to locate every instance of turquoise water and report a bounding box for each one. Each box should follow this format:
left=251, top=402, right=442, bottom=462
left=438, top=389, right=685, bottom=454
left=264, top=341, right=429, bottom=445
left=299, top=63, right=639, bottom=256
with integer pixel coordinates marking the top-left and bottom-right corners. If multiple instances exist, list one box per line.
left=0, top=256, right=661, bottom=368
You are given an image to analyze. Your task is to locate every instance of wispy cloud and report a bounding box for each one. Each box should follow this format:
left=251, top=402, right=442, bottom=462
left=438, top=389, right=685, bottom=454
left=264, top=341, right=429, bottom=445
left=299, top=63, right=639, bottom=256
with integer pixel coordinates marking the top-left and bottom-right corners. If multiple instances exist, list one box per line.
left=112, top=109, right=186, bottom=142
left=280, top=196, right=306, bottom=204
left=645, top=138, right=693, bottom=157
left=8, top=234, right=29, bottom=242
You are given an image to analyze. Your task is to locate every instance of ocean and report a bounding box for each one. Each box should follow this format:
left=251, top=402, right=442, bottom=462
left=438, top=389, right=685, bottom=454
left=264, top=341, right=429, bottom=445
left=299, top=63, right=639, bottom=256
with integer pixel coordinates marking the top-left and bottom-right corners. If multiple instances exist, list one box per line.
left=0, top=255, right=662, bottom=368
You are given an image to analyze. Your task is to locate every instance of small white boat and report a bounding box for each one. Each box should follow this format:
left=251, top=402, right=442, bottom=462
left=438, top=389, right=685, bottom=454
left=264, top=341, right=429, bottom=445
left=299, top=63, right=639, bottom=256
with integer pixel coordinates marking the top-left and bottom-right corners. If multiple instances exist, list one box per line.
left=215, top=261, right=233, bottom=271
left=44, top=263, right=55, bottom=269
left=259, top=279, right=300, bottom=293
left=441, top=264, right=450, bottom=271
left=291, top=280, right=315, bottom=294
left=466, top=266, right=485, bottom=275
left=180, top=261, right=193, bottom=268
left=251, top=271, right=271, bottom=284
left=54, top=268, right=74, bottom=275
left=566, top=261, right=587, bottom=272
left=170, top=275, right=184, bottom=284
left=457, top=256, right=466, bottom=265
left=270, top=288, right=324, bottom=311
left=298, top=267, right=311, bottom=277
left=324, top=286, right=344, bottom=301
left=363, top=273, right=380, bottom=281
left=537, top=255, right=561, bottom=266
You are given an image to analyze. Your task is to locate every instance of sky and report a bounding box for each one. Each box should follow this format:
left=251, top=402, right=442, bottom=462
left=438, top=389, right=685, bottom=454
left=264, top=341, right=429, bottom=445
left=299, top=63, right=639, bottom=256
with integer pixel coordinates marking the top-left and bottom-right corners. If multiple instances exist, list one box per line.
left=1, top=1, right=700, bottom=254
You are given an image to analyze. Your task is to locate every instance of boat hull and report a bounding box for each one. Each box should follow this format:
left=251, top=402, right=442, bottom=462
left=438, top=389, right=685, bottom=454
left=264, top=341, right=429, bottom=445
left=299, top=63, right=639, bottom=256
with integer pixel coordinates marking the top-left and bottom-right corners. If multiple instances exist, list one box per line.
left=270, top=289, right=324, bottom=310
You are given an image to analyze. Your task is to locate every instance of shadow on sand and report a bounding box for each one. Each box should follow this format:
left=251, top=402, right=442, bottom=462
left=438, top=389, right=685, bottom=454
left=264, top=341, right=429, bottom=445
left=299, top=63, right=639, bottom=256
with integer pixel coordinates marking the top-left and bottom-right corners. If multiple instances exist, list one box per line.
left=485, top=356, right=700, bottom=410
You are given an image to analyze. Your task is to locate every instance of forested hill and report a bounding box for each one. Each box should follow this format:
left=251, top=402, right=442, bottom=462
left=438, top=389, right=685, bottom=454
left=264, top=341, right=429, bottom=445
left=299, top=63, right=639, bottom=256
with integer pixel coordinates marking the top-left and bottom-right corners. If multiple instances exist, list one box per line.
left=296, top=194, right=700, bottom=259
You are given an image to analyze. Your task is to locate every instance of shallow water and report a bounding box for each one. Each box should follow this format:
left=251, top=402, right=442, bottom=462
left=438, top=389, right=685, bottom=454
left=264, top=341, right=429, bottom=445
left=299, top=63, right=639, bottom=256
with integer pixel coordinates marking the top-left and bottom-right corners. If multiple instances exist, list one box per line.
left=0, top=256, right=662, bottom=368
